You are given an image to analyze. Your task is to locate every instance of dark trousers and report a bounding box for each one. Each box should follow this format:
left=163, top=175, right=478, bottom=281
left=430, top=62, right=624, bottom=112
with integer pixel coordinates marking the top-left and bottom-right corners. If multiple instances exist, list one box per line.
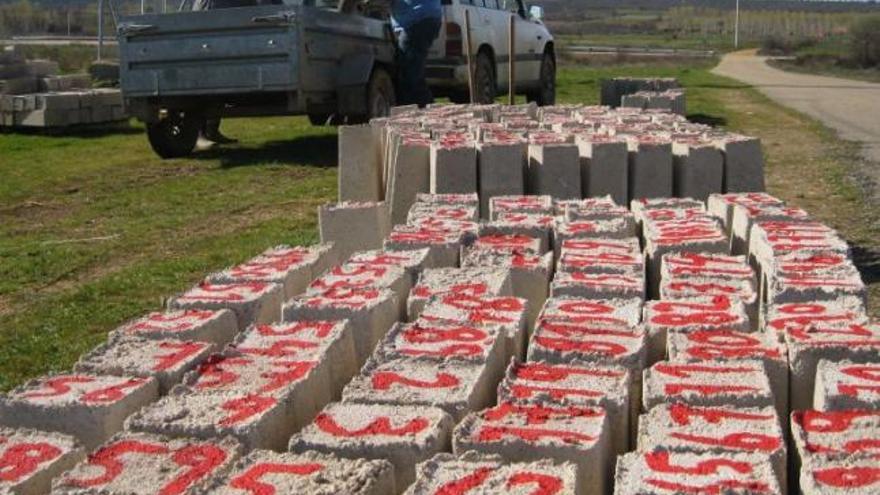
left=395, top=16, right=442, bottom=107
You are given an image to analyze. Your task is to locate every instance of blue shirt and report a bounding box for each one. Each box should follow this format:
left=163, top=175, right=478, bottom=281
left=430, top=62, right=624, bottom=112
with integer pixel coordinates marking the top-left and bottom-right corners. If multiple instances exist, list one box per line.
left=391, top=0, right=442, bottom=30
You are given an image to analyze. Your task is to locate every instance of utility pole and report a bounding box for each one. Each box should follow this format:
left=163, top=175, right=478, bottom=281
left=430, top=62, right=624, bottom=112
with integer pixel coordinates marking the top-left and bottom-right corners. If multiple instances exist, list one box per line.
left=734, top=0, right=740, bottom=49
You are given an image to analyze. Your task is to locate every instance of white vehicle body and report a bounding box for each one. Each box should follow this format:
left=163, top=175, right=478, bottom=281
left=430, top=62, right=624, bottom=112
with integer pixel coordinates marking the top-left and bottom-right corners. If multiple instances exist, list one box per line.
left=426, top=0, right=555, bottom=103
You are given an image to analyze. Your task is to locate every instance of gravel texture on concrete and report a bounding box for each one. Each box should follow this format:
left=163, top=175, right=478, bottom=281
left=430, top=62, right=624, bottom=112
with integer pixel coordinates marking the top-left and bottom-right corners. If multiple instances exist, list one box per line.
left=289, top=402, right=453, bottom=493
left=453, top=401, right=610, bottom=495
left=113, top=309, right=238, bottom=345
left=0, top=373, right=159, bottom=450
left=199, top=449, right=396, bottom=495
left=0, top=427, right=85, bottom=495
left=404, top=452, right=580, bottom=495
left=52, top=432, right=242, bottom=495
left=74, top=334, right=216, bottom=394
left=813, top=359, right=880, bottom=411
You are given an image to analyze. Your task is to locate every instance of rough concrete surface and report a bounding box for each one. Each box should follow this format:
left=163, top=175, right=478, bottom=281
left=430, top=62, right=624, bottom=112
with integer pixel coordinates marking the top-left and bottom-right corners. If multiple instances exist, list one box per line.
left=0, top=427, right=85, bottom=495
left=0, top=373, right=159, bottom=450
left=52, top=432, right=242, bottom=495
left=200, top=449, right=396, bottom=495
left=289, top=402, right=453, bottom=493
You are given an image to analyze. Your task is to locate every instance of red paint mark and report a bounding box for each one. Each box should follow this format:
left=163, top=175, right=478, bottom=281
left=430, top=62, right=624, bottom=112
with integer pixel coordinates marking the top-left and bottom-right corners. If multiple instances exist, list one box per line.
left=665, top=383, right=760, bottom=396
left=401, top=344, right=485, bottom=357
left=21, top=376, right=94, bottom=400
left=229, top=463, right=324, bottom=495
left=507, top=384, right=602, bottom=401
left=80, top=379, right=147, bottom=404
left=440, top=294, right=524, bottom=313
left=0, top=442, right=62, bottom=482
left=513, top=362, right=625, bottom=381
left=668, top=404, right=774, bottom=426
left=842, top=364, right=880, bottom=382
left=685, top=346, right=781, bottom=360
left=177, top=282, right=269, bottom=302
left=194, top=355, right=250, bottom=390
left=152, top=342, right=207, bottom=372
left=813, top=466, right=880, bottom=488
left=403, top=325, right=487, bottom=343
left=128, top=310, right=215, bottom=334
left=839, top=383, right=880, bottom=397
left=477, top=426, right=595, bottom=445
left=238, top=339, right=318, bottom=358
left=533, top=336, right=628, bottom=357
left=654, top=363, right=756, bottom=378
left=670, top=432, right=781, bottom=452
left=645, top=478, right=771, bottom=494
left=482, top=402, right=603, bottom=424
left=793, top=410, right=880, bottom=433
left=507, top=472, right=564, bottom=495
left=258, top=361, right=316, bottom=393
left=645, top=451, right=753, bottom=475
left=435, top=467, right=495, bottom=494
left=63, top=440, right=228, bottom=494
left=163, top=445, right=229, bottom=495
left=255, top=321, right=335, bottom=339
left=219, top=395, right=277, bottom=426
left=371, top=371, right=460, bottom=390
left=65, top=440, right=167, bottom=487
left=314, top=414, right=429, bottom=437
left=538, top=321, right=637, bottom=339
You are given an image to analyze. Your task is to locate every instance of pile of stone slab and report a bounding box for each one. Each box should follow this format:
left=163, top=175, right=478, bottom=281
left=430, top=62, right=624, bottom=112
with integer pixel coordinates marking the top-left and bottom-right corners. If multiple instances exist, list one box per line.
left=600, top=77, right=681, bottom=108
left=0, top=46, right=125, bottom=128
left=339, top=103, right=764, bottom=226
left=0, top=103, right=877, bottom=493
left=621, top=90, right=686, bottom=116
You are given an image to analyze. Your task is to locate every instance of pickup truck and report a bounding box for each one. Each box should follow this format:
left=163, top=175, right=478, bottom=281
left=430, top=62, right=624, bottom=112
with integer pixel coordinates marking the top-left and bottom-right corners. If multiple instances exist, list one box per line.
left=117, top=0, right=554, bottom=158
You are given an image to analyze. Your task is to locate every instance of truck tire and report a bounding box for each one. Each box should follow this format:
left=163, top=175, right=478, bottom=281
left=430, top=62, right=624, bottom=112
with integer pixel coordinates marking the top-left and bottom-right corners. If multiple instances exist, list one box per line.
left=527, top=52, right=556, bottom=106
left=146, top=111, right=202, bottom=159
left=473, top=53, right=496, bottom=104
left=366, top=67, right=395, bottom=119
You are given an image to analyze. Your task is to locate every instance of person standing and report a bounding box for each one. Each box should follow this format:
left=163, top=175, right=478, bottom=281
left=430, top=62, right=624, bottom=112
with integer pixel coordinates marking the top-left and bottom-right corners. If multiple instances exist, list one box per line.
left=391, top=0, right=442, bottom=107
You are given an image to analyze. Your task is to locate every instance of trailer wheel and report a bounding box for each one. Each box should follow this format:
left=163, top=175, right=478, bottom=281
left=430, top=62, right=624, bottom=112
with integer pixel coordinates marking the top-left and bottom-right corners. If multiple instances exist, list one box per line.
left=366, top=67, right=395, bottom=119
left=527, top=51, right=556, bottom=106
left=473, top=53, right=496, bottom=104
left=146, top=111, right=202, bottom=159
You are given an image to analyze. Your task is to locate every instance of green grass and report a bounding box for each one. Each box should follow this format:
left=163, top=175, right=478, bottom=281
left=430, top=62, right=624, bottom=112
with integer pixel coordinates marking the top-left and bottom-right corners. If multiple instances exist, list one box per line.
left=557, top=33, right=740, bottom=52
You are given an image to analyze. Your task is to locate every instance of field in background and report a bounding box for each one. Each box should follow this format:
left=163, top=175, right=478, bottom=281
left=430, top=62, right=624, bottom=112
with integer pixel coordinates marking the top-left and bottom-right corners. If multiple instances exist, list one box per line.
left=1, top=55, right=878, bottom=392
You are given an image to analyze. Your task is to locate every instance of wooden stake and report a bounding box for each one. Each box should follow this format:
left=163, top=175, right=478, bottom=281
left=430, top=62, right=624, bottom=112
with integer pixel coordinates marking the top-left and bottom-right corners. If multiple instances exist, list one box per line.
left=508, top=14, right=516, bottom=105
left=463, top=9, right=476, bottom=104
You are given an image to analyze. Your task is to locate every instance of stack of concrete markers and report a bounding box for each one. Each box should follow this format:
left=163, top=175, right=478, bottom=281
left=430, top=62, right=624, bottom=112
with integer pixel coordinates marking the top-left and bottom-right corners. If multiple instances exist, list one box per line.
left=599, top=77, right=681, bottom=108
left=0, top=113, right=876, bottom=495
left=0, top=46, right=125, bottom=128
left=621, top=90, right=686, bottom=116
left=339, top=103, right=764, bottom=229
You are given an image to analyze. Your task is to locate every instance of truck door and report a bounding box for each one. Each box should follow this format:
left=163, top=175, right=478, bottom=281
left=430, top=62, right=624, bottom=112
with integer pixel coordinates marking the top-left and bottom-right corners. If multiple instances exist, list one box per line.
left=501, top=0, right=540, bottom=85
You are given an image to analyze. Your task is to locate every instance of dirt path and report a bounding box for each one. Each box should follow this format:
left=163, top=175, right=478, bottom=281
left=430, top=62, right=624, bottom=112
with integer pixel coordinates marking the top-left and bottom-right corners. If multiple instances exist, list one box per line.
left=713, top=50, right=880, bottom=203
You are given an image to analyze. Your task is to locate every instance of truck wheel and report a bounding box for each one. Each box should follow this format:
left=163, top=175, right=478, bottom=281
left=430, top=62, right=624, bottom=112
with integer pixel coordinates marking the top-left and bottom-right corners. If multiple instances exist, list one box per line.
left=473, top=53, right=496, bottom=104
left=527, top=52, right=556, bottom=106
left=146, top=111, right=201, bottom=159
left=366, top=67, right=395, bottom=119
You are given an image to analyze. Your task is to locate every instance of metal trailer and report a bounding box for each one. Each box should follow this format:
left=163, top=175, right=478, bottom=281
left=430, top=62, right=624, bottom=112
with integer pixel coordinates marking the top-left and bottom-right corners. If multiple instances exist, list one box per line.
left=117, top=3, right=396, bottom=158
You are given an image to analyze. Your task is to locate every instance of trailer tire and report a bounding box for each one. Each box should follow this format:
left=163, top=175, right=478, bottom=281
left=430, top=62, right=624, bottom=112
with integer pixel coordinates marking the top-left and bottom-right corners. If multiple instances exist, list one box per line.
left=527, top=51, right=556, bottom=106
left=366, top=67, right=395, bottom=119
left=147, top=111, right=202, bottom=159
left=473, top=52, right=496, bottom=104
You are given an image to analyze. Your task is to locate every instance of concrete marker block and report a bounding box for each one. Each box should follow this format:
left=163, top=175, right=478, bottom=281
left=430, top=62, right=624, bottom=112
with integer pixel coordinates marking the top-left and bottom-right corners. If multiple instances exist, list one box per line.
left=642, top=361, right=774, bottom=413
left=814, top=359, right=880, bottom=411
left=202, top=449, right=396, bottom=495
left=0, top=374, right=159, bottom=450
left=319, top=202, right=391, bottom=261
left=112, top=309, right=237, bottom=345
left=52, top=432, right=242, bottom=494
left=289, top=402, right=454, bottom=493
left=0, top=427, right=85, bottom=495
left=74, top=335, right=215, bottom=395
left=452, top=401, right=610, bottom=495
left=168, top=282, right=283, bottom=332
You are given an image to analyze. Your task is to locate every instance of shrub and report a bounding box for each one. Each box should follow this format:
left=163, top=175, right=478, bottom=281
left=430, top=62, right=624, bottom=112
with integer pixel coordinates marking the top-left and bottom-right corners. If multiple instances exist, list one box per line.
left=850, top=15, right=880, bottom=68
